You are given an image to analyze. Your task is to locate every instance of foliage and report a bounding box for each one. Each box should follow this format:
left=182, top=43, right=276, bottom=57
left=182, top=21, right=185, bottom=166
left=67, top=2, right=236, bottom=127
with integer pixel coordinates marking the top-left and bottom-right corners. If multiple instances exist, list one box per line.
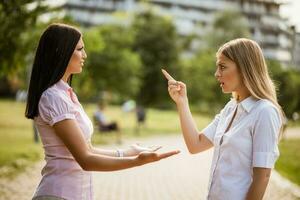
left=76, top=25, right=142, bottom=102
left=205, top=9, right=251, bottom=50
left=132, top=11, right=181, bottom=107
left=0, top=0, right=49, bottom=77
left=268, top=60, right=300, bottom=117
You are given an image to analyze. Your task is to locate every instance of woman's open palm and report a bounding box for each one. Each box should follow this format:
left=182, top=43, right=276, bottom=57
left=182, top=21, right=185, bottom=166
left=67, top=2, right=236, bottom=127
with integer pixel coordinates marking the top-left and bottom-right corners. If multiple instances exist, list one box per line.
left=137, top=150, right=180, bottom=165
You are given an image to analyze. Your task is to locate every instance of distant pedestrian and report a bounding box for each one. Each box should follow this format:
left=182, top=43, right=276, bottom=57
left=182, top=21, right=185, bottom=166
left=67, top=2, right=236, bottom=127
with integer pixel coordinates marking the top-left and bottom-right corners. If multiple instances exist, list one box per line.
left=135, top=105, right=146, bottom=134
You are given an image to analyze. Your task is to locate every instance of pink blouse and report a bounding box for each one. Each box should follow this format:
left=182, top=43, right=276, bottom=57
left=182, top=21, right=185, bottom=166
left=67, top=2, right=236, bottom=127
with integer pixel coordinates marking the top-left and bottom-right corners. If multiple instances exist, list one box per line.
left=33, top=80, right=94, bottom=200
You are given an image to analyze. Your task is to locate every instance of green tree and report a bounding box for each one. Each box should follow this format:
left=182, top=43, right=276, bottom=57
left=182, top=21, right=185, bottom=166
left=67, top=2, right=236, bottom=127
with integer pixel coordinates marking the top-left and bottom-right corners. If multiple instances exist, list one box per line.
left=0, top=0, right=49, bottom=77
left=132, top=11, right=180, bottom=107
left=268, top=60, right=300, bottom=117
left=76, top=25, right=142, bottom=101
left=205, top=9, right=250, bottom=50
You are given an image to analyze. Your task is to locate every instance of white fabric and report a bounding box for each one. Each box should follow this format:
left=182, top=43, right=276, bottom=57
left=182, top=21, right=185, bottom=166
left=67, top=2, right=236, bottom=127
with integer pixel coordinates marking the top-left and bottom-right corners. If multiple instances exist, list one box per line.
left=202, top=96, right=281, bottom=200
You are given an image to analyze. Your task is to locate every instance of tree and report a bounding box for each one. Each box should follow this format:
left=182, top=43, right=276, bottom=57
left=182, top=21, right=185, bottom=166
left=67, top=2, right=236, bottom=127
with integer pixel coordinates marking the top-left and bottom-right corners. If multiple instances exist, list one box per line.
left=132, top=11, right=180, bottom=107
left=205, top=9, right=250, bottom=51
left=0, top=0, right=50, bottom=77
left=75, top=25, right=142, bottom=102
left=268, top=60, right=300, bottom=117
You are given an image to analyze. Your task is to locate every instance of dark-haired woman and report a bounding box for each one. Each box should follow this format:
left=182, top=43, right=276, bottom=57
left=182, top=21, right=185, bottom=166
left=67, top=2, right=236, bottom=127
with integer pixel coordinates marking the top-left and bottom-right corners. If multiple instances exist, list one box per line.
left=25, top=23, right=179, bottom=200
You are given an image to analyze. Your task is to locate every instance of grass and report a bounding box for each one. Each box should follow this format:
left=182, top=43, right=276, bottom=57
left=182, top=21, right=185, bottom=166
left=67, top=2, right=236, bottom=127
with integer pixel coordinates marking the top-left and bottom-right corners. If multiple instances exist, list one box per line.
left=275, top=139, right=300, bottom=186
left=0, top=100, right=43, bottom=177
left=0, top=99, right=211, bottom=178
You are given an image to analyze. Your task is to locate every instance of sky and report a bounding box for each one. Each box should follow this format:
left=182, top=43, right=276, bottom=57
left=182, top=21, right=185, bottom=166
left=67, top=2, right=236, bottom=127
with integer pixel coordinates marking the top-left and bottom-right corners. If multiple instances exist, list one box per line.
left=280, top=0, right=300, bottom=31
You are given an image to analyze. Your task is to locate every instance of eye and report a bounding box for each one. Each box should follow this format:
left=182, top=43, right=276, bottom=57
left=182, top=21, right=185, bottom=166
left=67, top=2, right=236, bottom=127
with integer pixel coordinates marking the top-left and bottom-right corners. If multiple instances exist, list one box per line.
left=220, top=64, right=226, bottom=70
left=77, top=47, right=84, bottom=51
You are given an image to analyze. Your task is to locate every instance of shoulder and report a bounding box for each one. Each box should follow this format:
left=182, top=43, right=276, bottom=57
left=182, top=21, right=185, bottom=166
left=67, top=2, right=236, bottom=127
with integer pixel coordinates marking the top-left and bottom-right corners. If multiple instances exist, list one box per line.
left=38, top=84, right=73, bottom=114
left=40, top=84, right=68, bottom=105
left=254, top=99, right=282, bottom=124
left=256, top=99, right=279, bottom=114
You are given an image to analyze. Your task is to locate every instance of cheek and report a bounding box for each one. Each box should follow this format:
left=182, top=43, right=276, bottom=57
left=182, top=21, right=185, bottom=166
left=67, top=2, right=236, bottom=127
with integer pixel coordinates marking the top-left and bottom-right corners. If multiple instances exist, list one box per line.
left=70, top=54, right=81, bottom=65
left=66, top=54, right=82, bottom=73
left=224, top=71, right=241, bottom=86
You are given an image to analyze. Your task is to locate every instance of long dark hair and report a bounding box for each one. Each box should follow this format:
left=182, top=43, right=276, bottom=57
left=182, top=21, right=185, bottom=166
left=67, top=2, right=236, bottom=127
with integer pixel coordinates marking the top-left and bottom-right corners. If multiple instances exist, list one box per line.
left=25, top=23, right=81, bottom=119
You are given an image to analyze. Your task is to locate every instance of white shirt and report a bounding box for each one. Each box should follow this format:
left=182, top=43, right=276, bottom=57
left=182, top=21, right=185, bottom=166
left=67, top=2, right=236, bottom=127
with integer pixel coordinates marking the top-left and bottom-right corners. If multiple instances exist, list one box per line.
left=203, top=96, right=282, bottom=200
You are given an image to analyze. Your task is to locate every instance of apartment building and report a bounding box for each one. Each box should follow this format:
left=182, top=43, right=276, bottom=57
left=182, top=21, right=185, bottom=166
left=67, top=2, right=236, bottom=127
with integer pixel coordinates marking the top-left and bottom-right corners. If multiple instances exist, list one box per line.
left=64, top=0, right=298, bottom=67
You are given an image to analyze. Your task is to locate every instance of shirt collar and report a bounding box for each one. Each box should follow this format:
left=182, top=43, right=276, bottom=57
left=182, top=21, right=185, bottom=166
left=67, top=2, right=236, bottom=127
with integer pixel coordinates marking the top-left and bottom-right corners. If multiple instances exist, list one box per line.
left=56, top=79, right=71, bottom=92
left=238, top=96, right=258, bottom=113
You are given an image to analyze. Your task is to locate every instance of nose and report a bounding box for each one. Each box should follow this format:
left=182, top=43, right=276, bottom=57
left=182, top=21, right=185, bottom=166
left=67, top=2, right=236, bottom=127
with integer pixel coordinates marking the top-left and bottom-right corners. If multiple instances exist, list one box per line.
left=215, top=68, right=221, bottom=78
left=83, top=49, right=87, bottom=59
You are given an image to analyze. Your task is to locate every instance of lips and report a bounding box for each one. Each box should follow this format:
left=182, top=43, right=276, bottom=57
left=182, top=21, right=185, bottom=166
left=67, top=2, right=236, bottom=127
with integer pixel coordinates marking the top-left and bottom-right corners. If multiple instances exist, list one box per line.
left=218, top=80, right=224, bottom=87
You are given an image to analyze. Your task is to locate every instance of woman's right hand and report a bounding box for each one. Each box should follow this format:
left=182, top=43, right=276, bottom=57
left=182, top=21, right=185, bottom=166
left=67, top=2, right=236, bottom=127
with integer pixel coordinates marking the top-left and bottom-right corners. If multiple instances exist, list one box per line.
left=136, top=150, right=180, bottom=165
left=162, top=69, right=188, bottom=105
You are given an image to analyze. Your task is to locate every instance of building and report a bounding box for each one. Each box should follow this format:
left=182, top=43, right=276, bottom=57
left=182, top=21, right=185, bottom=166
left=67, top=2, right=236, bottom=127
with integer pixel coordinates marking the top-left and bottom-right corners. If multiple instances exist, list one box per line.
left=64, top=0, right=298, bottom=67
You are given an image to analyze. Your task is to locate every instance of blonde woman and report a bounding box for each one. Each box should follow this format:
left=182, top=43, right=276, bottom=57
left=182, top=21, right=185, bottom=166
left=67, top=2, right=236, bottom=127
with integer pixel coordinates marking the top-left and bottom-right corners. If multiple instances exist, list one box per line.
left=162, top=38, right=283, bottom=200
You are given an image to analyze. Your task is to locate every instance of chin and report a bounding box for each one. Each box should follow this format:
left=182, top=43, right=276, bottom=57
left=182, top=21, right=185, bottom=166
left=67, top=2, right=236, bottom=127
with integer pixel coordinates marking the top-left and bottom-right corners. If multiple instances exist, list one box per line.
left=222, top=88, right=232, bottom=94
left=73, top=69, right=82, bottom=74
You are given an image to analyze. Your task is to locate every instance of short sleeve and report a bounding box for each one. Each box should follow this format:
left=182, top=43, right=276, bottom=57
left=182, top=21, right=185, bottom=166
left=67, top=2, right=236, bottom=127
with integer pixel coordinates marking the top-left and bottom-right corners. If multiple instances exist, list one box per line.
left=38, top=91, right=76, bottom=126
left=202, top=113, right=221, bottom=143
left=252, top=105, right=282, bottom=168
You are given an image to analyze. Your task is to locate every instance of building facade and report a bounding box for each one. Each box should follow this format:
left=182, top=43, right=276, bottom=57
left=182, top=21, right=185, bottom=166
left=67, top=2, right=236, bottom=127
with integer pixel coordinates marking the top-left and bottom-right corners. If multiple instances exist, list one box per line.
left=64, top=0, right=299, bottom=67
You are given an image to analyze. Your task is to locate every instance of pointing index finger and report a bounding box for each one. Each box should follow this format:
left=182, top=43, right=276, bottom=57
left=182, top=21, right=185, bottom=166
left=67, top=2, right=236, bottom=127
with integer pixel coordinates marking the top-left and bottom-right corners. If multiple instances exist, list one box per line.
left=161, top=69, right=176, bottom=81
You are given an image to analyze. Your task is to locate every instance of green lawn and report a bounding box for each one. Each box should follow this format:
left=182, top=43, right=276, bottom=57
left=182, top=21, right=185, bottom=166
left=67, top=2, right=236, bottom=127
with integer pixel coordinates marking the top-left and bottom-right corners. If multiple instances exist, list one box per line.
left=0, top=99, right=211, bottom=177
left=0, top=100, right=43, bottom=177
left=276, top=139, right=300, bottom=186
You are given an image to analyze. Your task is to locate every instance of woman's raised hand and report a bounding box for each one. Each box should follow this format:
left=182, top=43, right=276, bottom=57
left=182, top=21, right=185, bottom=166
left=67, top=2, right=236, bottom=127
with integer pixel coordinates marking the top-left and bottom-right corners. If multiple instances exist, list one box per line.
left=161, top=69, right=188, bottom=105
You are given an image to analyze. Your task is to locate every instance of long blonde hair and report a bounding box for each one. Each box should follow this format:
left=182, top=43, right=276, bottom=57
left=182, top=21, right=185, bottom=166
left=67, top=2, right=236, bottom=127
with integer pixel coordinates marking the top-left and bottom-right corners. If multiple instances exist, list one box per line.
left=217, top=38, right=284, bottom=129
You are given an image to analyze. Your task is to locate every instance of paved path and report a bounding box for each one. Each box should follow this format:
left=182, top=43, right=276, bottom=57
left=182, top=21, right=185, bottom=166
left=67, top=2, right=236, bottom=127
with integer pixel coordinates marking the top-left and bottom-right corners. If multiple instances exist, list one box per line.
left=1, top=129, right=300, bottom=200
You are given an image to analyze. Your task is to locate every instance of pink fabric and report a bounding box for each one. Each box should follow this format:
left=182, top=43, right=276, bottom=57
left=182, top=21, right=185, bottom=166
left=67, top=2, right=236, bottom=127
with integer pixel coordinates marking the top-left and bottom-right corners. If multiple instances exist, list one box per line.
left=33, top=80, right=94, bottom=200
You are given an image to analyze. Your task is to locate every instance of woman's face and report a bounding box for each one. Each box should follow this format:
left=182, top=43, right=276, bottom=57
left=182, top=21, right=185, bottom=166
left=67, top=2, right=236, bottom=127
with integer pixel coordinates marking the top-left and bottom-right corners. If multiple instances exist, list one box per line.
left=215, top=53, right=244, bottom=94
left=66, top=37, right=87, bottom=75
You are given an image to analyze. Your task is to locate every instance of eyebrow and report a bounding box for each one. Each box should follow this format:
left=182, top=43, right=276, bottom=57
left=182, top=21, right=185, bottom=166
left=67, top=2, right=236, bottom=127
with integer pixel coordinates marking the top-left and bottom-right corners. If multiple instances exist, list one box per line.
left=216, top=61, right=226, bottom=65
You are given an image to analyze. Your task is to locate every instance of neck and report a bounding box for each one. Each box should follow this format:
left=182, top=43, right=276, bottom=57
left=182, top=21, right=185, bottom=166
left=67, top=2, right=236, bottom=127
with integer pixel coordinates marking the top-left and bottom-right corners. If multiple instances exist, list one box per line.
left=235, top=91, right=251, bottom=103
left=62, top=74, right=69, bottom=82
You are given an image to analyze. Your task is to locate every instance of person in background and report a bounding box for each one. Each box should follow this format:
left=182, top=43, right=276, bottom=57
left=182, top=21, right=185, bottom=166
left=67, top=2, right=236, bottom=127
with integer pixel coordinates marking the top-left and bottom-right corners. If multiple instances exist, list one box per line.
left=25, top=23, right=179, bottom=200
left=135, top=105, right=146, bottom=135
left=163, top=38, right=284, bottom=200
left=93, top=101, right=122, bottom=143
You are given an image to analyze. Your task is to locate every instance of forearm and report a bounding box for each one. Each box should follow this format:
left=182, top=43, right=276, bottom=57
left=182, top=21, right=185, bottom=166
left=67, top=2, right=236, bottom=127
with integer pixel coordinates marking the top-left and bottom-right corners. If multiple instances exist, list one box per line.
left=246, top=168, right=270, bottom=200
left=176, top=100, right=201, bottom=153
left=82, top=153, right=140, bottom=171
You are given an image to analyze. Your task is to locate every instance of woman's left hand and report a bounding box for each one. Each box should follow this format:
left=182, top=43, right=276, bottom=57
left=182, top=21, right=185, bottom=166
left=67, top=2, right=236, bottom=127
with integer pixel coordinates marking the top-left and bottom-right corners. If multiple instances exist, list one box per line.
left=124, top=144, right=162, bottom=157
